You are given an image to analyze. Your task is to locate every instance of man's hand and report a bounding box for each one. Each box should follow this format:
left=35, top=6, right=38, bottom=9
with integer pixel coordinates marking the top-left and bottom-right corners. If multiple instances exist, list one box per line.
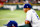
left=25, top=20, right=30, bottom=24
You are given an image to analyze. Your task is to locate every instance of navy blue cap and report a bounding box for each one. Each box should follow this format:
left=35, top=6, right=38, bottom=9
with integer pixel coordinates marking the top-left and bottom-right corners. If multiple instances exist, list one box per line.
left=5, top=20, right=18, bottom=27
left=24, top=4, right=32, bottom=8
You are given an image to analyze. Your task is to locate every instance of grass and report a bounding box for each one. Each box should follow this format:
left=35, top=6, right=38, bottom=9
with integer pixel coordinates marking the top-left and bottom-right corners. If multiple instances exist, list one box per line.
left=35, top=10, right=40, bottom=17
left=0, top=10, right=40, bottom=26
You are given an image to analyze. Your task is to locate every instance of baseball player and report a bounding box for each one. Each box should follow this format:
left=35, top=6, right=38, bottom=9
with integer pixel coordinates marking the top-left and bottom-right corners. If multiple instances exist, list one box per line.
left=23, top=4, right=40, bottom=27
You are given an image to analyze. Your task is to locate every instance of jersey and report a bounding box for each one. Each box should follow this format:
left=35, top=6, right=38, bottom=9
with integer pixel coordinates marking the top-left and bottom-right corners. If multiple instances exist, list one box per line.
left=26, top=9, right=40, bottom=27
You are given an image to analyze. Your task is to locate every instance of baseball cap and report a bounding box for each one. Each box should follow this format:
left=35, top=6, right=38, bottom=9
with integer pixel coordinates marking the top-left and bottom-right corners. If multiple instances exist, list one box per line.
left=24, top=4, right=32, bottom=8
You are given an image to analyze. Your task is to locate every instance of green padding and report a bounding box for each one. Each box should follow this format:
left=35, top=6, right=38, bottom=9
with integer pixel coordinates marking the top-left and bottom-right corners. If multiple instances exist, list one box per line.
left=18, top=24, right=31, bottom=27
left=16, top=5, right=23, bottom=10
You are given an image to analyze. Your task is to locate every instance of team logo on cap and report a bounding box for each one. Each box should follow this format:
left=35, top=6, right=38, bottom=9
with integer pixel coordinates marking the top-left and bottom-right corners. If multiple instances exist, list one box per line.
left=27, top=6, right=28, bottom=8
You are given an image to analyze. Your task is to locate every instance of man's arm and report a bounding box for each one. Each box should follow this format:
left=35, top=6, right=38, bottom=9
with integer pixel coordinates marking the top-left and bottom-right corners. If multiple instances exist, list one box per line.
left=25, top=20, right=32, bottom=27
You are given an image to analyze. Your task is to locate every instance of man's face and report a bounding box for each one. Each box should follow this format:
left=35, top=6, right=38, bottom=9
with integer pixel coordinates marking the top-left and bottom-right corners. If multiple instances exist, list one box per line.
left=23, top=8, right=28, bottom=13
left=23, top=8, right=30, bottom=13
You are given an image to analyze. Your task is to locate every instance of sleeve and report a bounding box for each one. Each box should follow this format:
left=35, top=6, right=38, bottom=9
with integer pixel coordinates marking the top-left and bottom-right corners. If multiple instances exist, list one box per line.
left=26, top=11, right=32, bottom=22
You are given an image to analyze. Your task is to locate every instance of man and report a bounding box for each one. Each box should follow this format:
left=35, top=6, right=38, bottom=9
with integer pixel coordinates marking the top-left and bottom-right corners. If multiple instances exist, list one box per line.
left=5, top=21, right=18, bottom=27
left=23, top=4, right=40, bottom=27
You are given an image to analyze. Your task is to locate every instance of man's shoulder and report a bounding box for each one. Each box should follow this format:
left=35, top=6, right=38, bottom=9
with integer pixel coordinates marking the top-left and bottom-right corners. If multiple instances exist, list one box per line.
left=26, top=9, right=35, bottom=14
left=30, top=9, right=36, bottom=13
left=30, top=9, right=37, bottom=15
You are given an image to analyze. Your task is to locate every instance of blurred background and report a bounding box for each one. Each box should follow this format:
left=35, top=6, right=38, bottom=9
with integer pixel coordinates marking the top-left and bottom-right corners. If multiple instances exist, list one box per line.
left=0, top=0, right=40, bottom=27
